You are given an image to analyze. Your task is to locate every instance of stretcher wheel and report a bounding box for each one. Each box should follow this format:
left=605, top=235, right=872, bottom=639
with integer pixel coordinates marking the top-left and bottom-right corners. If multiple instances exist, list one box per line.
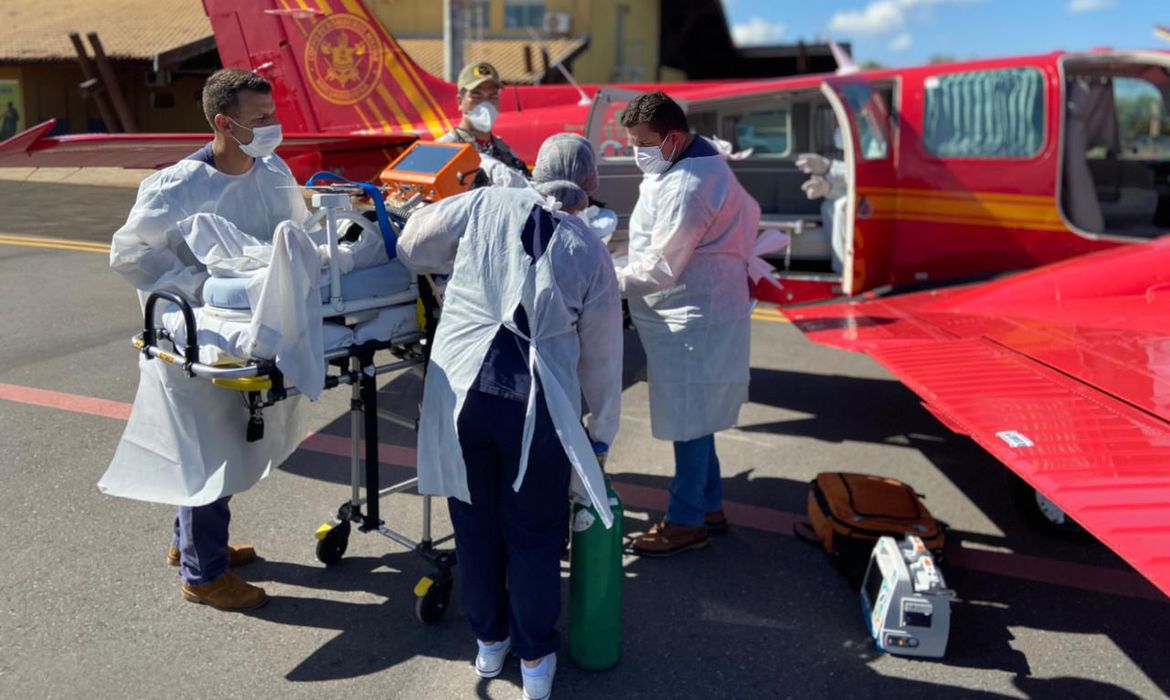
left=414, top=576, right=452, bottom=624
left=315, top=520, right=351, bottom=565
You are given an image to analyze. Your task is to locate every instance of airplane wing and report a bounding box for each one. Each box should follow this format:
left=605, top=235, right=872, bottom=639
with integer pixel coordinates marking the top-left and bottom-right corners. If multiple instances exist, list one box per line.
left=783, top=237, right=1170, bottom=598
left=0, top=120, right=417, bottom=180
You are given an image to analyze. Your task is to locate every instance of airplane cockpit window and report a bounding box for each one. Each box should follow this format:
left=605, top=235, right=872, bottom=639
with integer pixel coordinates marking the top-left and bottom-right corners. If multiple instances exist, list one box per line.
left=923, top=67, right=1045, bottom=158
left=837, top=83, right=888, bottom=160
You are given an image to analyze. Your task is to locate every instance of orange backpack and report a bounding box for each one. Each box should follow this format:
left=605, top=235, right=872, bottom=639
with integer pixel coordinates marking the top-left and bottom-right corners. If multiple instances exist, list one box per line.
left=803, top=472, right=945, bottom=586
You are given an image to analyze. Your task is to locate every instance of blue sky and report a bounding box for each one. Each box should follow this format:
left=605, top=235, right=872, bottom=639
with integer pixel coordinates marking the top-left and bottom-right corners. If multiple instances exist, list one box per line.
left=722, top=0, right=1169, bottom=66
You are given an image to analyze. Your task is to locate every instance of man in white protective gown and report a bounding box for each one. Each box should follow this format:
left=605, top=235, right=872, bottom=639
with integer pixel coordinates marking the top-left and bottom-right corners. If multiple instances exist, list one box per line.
left=396, top=134, right=622, bottom=700
left=617, top=91, right=762, bottom=558
left=100, top=69, right=311, bottom=610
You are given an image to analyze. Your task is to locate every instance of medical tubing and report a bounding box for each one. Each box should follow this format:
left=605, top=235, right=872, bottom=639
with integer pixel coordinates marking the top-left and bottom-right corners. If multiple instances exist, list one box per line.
left=305, top=172, right=399, bottom=260
left=143, top=290, right=198, bottom=370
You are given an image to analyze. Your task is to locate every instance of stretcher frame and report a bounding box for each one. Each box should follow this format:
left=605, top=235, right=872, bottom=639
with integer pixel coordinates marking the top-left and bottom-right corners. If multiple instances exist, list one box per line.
left=131, top=192, right=458, bottom=624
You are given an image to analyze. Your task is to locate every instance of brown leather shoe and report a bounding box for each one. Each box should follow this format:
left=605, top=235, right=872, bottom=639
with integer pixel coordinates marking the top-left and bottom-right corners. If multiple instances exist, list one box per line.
left=632, top=520, right=710, bottom=558
left=180, top=570, right=268, bottom=610
left=705, top=509, right=729, bottom=534
left=167, top=544, right=258, bottom=568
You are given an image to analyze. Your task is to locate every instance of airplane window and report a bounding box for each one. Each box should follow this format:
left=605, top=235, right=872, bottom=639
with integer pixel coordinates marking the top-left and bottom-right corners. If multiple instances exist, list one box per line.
left=596, top=102, right=633, bottom=159
left=1110, top=77, right=1170, bottom=160
left=923, top=67, right=1044, bottom=158
left=837, top=83, right=888, bottom=160
left=733, top=108, right=791, bottom=157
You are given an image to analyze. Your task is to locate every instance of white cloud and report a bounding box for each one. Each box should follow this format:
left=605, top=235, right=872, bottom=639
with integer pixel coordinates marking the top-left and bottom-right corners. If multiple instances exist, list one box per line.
left=731, top=17, right=788, bottom=46
left=828, top=0, right=981, bottom=37
left=889, top=33, right=913, bottom=52
left=1066, top=0, right=1115, bottom=12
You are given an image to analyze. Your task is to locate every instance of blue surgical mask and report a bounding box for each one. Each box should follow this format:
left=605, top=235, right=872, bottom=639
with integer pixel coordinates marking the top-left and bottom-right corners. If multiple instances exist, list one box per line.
left=634, top=132, right=679, bottom=175
left=227, top=117, right=283, bottom=158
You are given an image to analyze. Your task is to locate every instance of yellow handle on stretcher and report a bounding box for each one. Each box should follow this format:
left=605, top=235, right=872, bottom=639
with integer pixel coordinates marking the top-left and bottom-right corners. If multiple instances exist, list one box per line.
left=212, top=376, right=273, bottom=392
left=136, top=337, right=271, bottom=391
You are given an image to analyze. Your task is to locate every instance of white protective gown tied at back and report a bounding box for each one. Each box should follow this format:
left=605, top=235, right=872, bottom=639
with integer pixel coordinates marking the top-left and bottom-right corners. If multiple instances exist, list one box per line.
left=398, top=187, right=623, bottom=527
left=618, top=139, right=762, bottom=442
left=100, top=155, right=312, bottom=506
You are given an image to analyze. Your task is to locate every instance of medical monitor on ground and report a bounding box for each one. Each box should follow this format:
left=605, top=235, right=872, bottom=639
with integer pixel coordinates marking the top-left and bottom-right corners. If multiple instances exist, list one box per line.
left=859, top=535, right=953, bottom=659
left=378, top=141, right=481, bottom=204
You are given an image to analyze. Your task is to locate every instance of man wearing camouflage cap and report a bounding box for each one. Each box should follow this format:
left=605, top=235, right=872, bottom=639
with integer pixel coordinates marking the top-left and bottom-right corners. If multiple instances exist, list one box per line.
left=439, top=61, right=531, bottom=178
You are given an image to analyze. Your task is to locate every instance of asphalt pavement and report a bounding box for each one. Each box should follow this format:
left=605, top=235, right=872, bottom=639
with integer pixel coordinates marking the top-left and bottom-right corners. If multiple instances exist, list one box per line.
left=0, top=176, right=1167, bottom=699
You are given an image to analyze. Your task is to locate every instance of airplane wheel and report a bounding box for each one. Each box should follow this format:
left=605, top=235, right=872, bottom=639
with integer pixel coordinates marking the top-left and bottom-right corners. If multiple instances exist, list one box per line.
left=316, top=520, right=351, bottom=565
left=1011, top=479, right=1086, bottom=538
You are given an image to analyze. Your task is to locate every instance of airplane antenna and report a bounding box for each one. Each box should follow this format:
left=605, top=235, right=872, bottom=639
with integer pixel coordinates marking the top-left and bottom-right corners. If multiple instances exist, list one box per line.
left=525, top=28, right=592, bottom=107
left=829, top=40, right=859, bottom=75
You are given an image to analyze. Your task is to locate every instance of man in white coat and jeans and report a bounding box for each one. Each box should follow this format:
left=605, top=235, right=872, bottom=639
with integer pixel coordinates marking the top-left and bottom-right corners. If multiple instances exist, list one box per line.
left=618, top=91, right=762, bottom=557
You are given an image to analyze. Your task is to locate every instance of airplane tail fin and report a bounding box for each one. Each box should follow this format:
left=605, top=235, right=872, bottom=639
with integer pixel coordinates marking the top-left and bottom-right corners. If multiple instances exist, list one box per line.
left=203, top=0, right=458, bottom=137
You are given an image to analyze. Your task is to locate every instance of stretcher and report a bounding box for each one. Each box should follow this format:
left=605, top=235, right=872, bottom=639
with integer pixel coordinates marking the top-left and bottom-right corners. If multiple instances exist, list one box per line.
left=130, top=143, right=482, bottom=621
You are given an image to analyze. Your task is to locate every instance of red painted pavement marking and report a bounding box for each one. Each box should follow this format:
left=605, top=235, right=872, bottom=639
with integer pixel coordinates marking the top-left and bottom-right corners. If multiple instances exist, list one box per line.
left=1, top=381, right=1165, bottom=603
left=0, top=382, right=131, bottom=421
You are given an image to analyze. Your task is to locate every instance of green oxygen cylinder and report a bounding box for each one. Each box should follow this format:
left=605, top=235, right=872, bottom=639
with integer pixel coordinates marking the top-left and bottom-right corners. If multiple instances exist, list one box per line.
left=568, top=474, right=624, bottom=671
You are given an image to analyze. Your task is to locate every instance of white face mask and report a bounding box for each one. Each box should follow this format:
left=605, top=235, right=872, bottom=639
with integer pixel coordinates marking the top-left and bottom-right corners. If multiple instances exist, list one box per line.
left=228, top=117, right=283, bottom=158
left=633, top=133, right=678, bottom=175
left=466, top=102, right=498, bottom=133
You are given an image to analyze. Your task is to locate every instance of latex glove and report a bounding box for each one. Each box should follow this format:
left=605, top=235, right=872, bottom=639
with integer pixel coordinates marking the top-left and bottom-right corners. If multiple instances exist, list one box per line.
left=747, top=229, right=790, bottom=290
left=802, top=175, right=831, bottom=200
left=796, top=153, right=831, bottom=176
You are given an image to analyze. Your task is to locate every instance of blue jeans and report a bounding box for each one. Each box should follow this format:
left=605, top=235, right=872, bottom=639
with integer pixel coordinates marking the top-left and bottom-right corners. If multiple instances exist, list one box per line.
left=448, top=389, right=571, bottom=661
left=171, top=496, right=232, bottom=586
left=666, top=434, right=723, bottom=527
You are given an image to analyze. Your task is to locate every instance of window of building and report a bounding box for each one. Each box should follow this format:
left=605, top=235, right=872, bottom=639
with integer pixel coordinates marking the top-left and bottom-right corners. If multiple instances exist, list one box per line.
left=469, top=0, right=490, bottom=30
left=923, top=67, right=1045, bottom=158
left=732, top=108, right=791, bottom=157
left=505, top=1, right=545, bottom=29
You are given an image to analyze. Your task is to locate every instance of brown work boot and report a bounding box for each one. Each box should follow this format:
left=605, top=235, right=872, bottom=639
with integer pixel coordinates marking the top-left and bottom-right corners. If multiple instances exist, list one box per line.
left=705, top=509, right=729, bottom=534
left=167, top=544, right=259, bottom=568
left=632, top=520, right=710, bottom=558
left=180, top=570, right=268, bottom=610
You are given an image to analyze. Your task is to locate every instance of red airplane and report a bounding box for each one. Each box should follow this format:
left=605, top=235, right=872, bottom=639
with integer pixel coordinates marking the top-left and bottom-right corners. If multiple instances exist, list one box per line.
left=3, top=0, right=1170, bottom=595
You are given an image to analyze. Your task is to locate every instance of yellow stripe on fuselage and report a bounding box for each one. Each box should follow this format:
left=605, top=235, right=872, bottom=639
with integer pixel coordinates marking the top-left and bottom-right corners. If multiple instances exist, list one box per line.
left=861, top=187, right=1066, bottom=232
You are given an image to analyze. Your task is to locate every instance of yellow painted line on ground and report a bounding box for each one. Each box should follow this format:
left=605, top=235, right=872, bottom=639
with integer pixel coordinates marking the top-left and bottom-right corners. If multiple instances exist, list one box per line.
left=0, top=234, right=109, bottom=254
left=751, top=307, right=790, bottom=324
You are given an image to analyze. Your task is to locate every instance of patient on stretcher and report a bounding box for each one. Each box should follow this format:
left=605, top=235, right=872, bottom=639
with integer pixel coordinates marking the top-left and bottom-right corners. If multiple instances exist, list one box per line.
left=159, top=205, right=419, bottom=399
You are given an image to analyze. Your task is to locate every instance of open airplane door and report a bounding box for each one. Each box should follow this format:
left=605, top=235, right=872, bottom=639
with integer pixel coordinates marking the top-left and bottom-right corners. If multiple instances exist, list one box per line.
left=821, top=78, right=896, bottom=296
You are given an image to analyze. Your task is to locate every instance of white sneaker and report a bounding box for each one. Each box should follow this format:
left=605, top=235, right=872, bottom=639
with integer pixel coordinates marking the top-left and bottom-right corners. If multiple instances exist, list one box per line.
left=520, top=653, right=556, bottom=700
left=475, top=638, right=511, bottom=678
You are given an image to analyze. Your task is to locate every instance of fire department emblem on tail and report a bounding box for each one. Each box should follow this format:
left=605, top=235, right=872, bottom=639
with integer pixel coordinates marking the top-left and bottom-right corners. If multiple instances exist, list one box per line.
left=304, top=14, right=383, bottom=105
